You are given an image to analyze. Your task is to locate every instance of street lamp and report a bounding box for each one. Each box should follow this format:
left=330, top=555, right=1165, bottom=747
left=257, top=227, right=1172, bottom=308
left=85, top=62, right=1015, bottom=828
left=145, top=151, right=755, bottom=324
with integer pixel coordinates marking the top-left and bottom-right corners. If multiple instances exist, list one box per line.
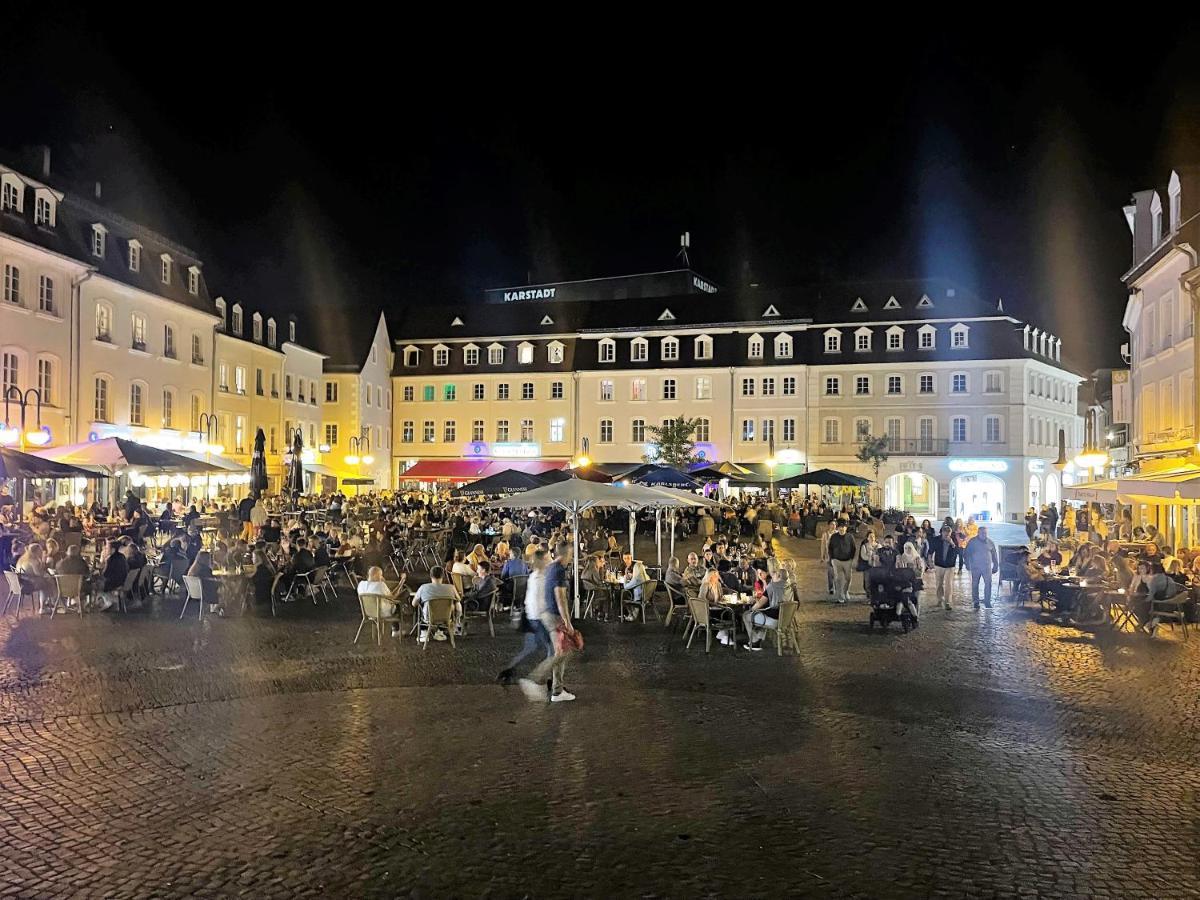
left=345, top=434, right=374, bottom=467
left=195, top=412, right=224, bottom=455
left=0, top=387, right=48, bottom=449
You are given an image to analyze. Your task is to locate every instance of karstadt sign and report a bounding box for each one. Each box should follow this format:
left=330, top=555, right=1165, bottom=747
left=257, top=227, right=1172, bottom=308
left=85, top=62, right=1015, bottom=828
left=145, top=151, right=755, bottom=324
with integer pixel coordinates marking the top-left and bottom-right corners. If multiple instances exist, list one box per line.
left=502, top=288, right=557, bottom=302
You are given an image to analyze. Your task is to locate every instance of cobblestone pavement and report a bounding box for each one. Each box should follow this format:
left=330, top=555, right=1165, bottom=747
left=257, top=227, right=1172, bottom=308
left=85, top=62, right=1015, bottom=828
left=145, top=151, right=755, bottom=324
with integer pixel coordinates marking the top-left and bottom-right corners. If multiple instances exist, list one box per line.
left=1, top=533, right=1198, bottom=898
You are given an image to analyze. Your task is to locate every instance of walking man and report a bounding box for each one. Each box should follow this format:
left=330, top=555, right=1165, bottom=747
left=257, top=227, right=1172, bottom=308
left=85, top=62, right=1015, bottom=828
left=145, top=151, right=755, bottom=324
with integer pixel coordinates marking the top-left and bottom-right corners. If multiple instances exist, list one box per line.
left=521, top=542, right=577, bottom=703
left=928, top=524, right=961, bottom=610
left=827, top=521, right=857, bottom=604
left=963, top=525, right=999, bottom=610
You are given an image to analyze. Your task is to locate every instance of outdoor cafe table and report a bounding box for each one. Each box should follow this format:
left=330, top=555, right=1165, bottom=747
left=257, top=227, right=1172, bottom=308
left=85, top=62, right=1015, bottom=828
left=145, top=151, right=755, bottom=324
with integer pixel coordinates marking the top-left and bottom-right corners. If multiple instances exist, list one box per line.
left=715, top=593, right=755, bottom=648
left=211, top=568, right=250, bottom=613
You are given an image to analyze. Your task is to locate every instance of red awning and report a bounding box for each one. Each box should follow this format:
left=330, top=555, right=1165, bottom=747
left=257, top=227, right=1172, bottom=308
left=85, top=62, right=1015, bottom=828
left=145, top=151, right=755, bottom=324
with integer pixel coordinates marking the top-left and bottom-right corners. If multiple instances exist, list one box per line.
left=400, top=460, right=490, bottom=481
left=479, top=459, right=569, bottom=477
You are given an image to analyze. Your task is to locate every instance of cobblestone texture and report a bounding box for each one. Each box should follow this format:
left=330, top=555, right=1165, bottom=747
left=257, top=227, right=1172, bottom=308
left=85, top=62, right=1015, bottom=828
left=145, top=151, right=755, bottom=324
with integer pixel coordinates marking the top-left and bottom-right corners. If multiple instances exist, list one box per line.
left=1, top=532, right=1198, bottom=898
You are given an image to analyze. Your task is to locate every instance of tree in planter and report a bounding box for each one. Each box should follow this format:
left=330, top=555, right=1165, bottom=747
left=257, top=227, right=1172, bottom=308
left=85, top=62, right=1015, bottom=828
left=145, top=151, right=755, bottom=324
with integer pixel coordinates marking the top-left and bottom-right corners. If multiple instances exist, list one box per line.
left=644, top=417, right=703, bottom=469
left=855, top=434, right=890, bottom=504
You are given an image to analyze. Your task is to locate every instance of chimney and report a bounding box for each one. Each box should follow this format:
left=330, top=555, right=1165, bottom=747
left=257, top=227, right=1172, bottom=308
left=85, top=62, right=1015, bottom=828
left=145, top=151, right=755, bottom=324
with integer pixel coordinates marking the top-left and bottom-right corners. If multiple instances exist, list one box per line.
left=94, top=181, right=102, bottom=200
left=40, top=146, right=50, bottom=178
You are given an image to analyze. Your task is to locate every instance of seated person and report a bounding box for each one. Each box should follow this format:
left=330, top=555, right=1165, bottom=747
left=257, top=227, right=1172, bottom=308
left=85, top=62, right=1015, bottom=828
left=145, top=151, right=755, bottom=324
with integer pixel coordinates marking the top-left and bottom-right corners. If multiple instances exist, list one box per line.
left=250, top=551, right=277, bottom=607
left=742, top=569, right=788, bottom=650
left=313, top=540, right=332, bottom=570
left=284, top=538, right=317, bottom=588
left=450, top=550, right=476, bottom=578
left=1129, top=560, right=1194, bottom=634
left=411, top=566, right=461, bottom=643
left=622, top=560, right=651, bottom=607
left=682, top=552, right=707, bottom=590
left=664, top=556, right=684, bottom=591
left=463, top=561, right=498, bottom=610
left=260, top=518, right=282, bottom=544
left=1140, top=543, right=1166, bottom=574
left=357, top=565, right=405, bottom=637
left=57, top=544, right=91, bottom=578
left=97, top=541, right=128, bottom=611
left=1035, top=541, right=1063, bottom=572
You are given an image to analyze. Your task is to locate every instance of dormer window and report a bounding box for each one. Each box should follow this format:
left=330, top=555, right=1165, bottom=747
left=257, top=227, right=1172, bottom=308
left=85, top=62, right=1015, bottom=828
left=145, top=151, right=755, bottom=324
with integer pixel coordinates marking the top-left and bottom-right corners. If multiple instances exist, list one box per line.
left=854, top=327, right=872, bottom=352
left=630, top=337, right=648, bottom=362
left=433, top=344, right=450, bottom=367
left=950, top=323, right=969, bottom=348
left=518, top=341, right=535, bottom=364
left=267, top=318, right=276, bottom=347
left=774, top=333, right=792, bottom=359
left=824, top=329, right=842, bottom=353
left=91, top=224, right=107, bottom=258
left=160, top=253, right=172, bottom=285
left=918, top=324, right=936, bottom=349
left=463, top=343, right=479, bottom=366
left=231, top=304, right=243, bottom=336
left=187, top=266, right=200, bottom=296
left=403, top=345, right=421, bottom=367
left=747, top=333, right=764, bottom=359
left=547, top=341, right=565, bottom=364
left=33, top=192, right=54, bottom=227
left=1152, top=193, right=1164, bottom=245
left=253, top=313, right=263, bottom=343
left=661, top=336, right=679, bottom=360
left=214, top=297, right=226, bottom=331
left=1, top=179, right=20, bottom=212
left=128, top=240, right=141, bottom=272
left=886, top=325, right=904, bottom=350
left=488, top=343, right=505, bottom=365
left=289, top=320, right=296, bottom=343
left=598, top=338, right=616, bottom=363
left=694, top=334, right=713, bottom=360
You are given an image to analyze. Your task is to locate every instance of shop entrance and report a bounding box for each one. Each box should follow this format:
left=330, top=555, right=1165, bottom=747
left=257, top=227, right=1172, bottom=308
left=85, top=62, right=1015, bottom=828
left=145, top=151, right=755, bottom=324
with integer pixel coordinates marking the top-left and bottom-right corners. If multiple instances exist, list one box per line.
left=884, top=472, right=938, bottom=518
left=950, top=473, right=1005, bottom=522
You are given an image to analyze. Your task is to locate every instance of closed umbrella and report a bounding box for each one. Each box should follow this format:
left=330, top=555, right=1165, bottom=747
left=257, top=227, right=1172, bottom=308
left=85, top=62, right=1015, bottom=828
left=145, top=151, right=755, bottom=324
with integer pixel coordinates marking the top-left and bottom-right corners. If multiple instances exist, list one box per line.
left=287, top=431, right=305, bottom=498
left=250, top=428, right=269, bottom=495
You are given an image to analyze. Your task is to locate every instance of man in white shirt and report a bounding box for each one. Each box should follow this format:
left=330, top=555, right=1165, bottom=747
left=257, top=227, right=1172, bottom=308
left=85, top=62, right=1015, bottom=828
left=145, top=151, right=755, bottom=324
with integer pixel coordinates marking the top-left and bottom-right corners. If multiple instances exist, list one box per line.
left=357, top=566, right=404, bottom=638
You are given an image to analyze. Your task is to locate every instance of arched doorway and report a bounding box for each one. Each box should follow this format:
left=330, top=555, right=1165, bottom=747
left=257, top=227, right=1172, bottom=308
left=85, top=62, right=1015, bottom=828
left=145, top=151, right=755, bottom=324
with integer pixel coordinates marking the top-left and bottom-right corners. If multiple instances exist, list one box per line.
left=1028, top=474, right=1041, bottom=510
left=1044, top=473, right=1060, bottom=506
left=884, top=472, right=938, bottom=517
left=950, top=473, right=1005, bottom=523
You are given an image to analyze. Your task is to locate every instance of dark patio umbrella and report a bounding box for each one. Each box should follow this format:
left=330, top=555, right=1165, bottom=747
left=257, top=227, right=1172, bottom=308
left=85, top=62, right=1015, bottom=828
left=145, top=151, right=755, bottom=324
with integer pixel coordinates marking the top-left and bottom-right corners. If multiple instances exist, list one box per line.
left=0, top=448, right=97, bottom=479
left=452, top=468, right=547, bottom=497
left=286, top=430, right=305, bottom=497
left=774, top=467, right=872, bottom=489
left=250, top=428, right=269, bottom=495
left=563, top=465, right=613, bottom=483
left=630, top=464, right=700, bottom=489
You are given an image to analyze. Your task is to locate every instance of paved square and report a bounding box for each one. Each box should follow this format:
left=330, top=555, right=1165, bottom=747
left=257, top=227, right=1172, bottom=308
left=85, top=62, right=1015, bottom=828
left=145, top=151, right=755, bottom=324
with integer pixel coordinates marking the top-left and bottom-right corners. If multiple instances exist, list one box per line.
left=1, top=535, right=1197, bottom=898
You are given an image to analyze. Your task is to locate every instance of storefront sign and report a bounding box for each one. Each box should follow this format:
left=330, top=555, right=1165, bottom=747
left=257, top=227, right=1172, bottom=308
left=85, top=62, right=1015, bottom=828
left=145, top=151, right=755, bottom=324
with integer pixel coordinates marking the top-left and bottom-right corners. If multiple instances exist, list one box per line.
left=949, top=459, right=1009, bottom=473
left=502, top=288, right=556, bottom=302
left=692, top=276, right=717, bottom=293
left=1027, top=459, right=1045, bottom=473
left=492, top=442, right=541, bottom=458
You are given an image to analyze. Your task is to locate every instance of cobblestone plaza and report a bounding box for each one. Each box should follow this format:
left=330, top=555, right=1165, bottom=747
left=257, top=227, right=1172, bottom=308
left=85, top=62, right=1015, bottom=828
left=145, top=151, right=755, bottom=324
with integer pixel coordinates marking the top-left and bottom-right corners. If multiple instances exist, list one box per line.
left=1, top=534, right=1197, bottom=898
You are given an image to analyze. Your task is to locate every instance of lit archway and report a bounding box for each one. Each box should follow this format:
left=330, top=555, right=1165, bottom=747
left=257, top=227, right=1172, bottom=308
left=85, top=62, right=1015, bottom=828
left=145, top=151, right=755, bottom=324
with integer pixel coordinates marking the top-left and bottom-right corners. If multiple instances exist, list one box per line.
left=1028, top=474, right=1041, bottom=509
left=1044, top=473, right=1060, bottom=506
left=884, top=471, right=938, bottom=517
left=950, top=473, right=1006, bottom=523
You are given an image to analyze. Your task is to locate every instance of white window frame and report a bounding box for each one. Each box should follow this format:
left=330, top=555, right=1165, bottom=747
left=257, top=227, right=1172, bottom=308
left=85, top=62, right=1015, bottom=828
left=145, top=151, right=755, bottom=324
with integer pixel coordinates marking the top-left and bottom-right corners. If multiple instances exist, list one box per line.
left=464, top=344, right=480, bottom=366
left=547, top=341, right=564, bottom=364
left=747, top=333, right=764, bottom=359
left=160, top=253, right=172, bottom=285
left=518, top=341, right=534, bottom=364
left=630, top=337, right=648, bottom=362
left=918, top=325, right=936, bottom=350
left=984, top=371, right=1002, bottom=394
left=918, top=373, right=935, bottom=395
left=599, top=418, right=613, bottom=443
left=661, top=336, right=679, bottom=361
left=855, top=375, right=871, bottom=396
left=433, top=344, right=450, bottom=367
left=825, top=376, right=840, bottom=396
left=695, top=376, right=711, bottom=400
left=488, top=343, right=505, bottom=365
left=951, top=372, right=968, bottom=394
left=91, top=224, right=107, bottom=258
left=824, top=329, right=841, bottom=353
left=886, top=374, right=902, bottom=395
left=694, top=335, right=713, bottom=360
left=886, top=326, right=904, bottom=351
left=599, top=338, right=616, bottom=363
left=951, top=416, right=968, bottom=443
left=985, top=415, right=1002, bottom=443
left=774, top=333, right=792, bottom=359
left=822, top=417, right=840, bottom=444
left=950, top=323, right=969, bottom=348
left=127, top=239, right=141, bottom=272
left=854, top=327, right=872, bottom=352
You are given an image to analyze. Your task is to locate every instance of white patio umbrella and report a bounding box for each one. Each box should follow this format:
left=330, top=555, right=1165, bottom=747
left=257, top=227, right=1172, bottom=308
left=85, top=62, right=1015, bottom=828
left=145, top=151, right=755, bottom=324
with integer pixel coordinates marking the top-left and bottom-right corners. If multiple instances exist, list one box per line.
left=485, top=479, right=693, bottom=616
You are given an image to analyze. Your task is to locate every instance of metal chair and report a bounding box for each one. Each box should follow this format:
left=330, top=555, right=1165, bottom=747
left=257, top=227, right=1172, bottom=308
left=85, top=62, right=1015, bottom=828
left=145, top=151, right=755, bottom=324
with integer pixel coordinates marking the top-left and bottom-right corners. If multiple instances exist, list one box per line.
left=620, top=579, right=659, bottom=623
left=663, top=582, right=689, bottom=628
left=1148, top=588, right=1191, bottom=639
left=181, top=575, right=207, bottom=620
left=417, top=594, right=457, bottom=648
left=52, top=573, right=86, bottom=618
left=355, top=588, right=405, bottom=644
left=683, top=597, right=715, bottom=652
left=4, top=571, right=37, bottom=618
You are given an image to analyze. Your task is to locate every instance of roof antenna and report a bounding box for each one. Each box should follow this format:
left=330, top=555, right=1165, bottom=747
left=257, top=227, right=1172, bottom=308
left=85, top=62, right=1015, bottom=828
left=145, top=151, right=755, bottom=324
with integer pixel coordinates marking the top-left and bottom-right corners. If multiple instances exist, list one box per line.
left=676, top=231, right=690, bottom=268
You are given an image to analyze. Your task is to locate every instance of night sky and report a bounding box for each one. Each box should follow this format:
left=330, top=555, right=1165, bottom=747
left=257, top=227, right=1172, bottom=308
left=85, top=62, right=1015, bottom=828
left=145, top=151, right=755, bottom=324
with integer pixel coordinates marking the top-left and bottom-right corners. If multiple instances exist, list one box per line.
left=6, top=14, right=1200, bottom=370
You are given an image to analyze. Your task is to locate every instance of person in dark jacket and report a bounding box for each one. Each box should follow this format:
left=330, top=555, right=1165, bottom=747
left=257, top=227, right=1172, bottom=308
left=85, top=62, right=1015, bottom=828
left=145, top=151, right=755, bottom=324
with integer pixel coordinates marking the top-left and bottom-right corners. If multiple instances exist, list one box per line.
left=827, top=521, right=857, bottom=603
left=927, top=525, right=962, bottom=610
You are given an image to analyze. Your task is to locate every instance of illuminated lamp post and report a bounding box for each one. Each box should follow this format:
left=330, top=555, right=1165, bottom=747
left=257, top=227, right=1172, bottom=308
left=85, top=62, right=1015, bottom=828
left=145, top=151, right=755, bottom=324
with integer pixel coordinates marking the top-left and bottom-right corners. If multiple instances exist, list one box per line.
left=345, top=433, right=374, bottom=495
left=0, top=386, right=49, bottom=450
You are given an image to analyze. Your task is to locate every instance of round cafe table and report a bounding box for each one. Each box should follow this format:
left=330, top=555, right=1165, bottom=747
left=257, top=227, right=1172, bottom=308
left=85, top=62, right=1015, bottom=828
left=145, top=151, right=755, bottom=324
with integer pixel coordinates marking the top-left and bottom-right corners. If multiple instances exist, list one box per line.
left=714, top=593, right=755, bottom=649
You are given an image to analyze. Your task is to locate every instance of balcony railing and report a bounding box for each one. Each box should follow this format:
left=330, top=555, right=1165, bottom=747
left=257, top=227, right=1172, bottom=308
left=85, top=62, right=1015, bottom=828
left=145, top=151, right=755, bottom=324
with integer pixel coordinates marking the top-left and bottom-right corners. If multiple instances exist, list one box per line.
left=884, top=437, right=950, bottom=456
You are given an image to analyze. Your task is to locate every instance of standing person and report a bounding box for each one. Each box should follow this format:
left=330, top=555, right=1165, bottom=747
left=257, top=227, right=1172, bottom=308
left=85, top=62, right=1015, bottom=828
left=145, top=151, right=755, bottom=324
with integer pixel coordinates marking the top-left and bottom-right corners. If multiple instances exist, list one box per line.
left=1024, top=508, right=1038, bottom=544
left=928, top=524, right=961, bottom=610
left=819, top=520, right=836, bottom=597
left=857, top=531, right=879, bottom=597
left=827, top=521, right=857, bottom=604
left=498, top=550, right=551, bottom=684
left=964, top=526, right=999, bottom=610
left=238, top=493, right=257, bottom=543
left=520, top=542, right=578, bottom=703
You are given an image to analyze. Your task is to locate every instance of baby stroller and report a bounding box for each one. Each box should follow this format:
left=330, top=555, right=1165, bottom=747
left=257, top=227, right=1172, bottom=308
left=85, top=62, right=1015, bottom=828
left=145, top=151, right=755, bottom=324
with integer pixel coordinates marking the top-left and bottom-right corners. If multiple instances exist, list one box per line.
left=866, top=566, right=922, bottom=633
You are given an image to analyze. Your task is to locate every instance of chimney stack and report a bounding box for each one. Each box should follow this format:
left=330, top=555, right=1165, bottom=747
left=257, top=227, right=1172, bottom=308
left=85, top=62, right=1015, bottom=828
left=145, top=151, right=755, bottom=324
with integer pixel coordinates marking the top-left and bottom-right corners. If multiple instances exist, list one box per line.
left=40, top=146, right=50, bottom=178
left=94, top=181, right=102, bottom=200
